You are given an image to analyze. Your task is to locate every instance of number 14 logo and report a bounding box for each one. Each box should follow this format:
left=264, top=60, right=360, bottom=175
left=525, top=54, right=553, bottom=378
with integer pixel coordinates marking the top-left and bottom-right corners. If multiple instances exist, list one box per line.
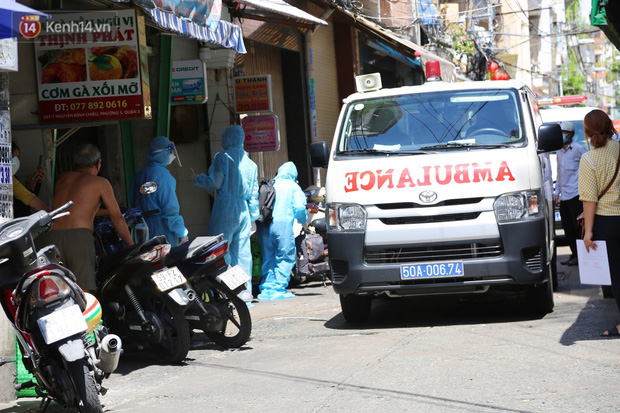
left=19, top=16, right=41, bottom=39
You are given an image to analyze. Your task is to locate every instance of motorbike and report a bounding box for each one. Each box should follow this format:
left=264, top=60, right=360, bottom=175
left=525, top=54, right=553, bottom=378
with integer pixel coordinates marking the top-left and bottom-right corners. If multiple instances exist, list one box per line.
left=93, top=211, right=193, bottom=364
left=0, top=201, right=121, bottom=413
left=290, top=186, right=330, bottom=286
left=164, top=235, right=253, bottom=348
left=97, top=206, right=252, bottom=349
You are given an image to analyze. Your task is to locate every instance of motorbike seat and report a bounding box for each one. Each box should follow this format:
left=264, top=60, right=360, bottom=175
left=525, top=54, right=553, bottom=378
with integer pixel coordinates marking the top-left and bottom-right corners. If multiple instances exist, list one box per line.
left=166, top=236, right=222, bottom=263
left=97, top=236, right=168, bottom=276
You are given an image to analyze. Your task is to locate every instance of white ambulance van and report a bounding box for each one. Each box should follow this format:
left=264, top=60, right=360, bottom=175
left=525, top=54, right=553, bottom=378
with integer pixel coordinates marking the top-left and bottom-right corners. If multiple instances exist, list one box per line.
left=311, top=68, right=563, bottom=322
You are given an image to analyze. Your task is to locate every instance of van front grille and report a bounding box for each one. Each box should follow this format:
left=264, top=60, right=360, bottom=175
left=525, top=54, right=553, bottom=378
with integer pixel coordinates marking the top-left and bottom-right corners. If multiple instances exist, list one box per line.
left=379, top=212, right=480, bottom=225
left=365, top=242, right=503, bottom=264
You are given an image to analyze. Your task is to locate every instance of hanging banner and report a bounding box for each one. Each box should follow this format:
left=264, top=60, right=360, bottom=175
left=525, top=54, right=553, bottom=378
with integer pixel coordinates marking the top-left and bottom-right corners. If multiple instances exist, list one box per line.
left=34, top=9, right=152, bottom=123
left=242, top=114, right=280, bottom=152
left=233, top=75, right=273, bottom=114
left=171, top=60, right=207, bottom=105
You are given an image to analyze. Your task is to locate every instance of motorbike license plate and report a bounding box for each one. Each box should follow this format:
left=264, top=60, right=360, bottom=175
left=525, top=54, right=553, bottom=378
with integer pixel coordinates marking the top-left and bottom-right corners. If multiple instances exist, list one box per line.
left=37, top=305, right=88, bottom=344
left=151, top=266, right=187, bottom=292
left=400, top=261, right=464, bottom=280
left=219, top=265, right=251, bottom=290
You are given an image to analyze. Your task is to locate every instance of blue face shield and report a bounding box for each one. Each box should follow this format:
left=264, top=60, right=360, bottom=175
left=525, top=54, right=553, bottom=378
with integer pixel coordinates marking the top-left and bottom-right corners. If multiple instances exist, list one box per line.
left=153, top=143, right=182, bottom=167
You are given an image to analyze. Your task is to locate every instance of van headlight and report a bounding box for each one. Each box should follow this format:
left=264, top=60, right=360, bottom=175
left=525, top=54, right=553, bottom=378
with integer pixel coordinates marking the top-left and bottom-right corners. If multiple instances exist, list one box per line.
left=494, top=191, right=540, bottom=222
left=327, top=203, right=367, bottom=231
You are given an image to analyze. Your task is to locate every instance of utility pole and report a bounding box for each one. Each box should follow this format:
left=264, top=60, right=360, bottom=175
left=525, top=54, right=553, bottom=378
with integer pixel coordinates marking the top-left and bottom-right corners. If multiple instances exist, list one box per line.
left=551, top=17, right=558, bottom=96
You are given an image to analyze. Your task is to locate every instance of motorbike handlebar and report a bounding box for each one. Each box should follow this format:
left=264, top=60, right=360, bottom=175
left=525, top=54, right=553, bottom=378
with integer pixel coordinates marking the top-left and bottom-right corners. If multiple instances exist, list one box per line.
left=143, top=209, right=160, bottom=217
left=49, top=201, right=74, bottom=219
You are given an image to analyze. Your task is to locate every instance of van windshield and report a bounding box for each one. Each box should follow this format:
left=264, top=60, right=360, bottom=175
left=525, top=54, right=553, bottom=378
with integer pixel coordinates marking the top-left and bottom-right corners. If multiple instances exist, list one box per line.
left=337, top=89, right=526, bottom=154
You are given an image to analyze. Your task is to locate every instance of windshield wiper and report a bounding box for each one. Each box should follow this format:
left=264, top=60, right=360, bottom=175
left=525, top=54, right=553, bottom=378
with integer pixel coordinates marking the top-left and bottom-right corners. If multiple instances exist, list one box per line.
left=337, top=148, right=427, bottom=155
left=419, top=142, right=512, bottom=150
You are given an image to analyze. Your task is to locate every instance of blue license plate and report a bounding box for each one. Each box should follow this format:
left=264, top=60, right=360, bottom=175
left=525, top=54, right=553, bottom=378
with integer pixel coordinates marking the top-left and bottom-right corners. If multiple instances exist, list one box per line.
left=400, top=261, right=464, bottom=280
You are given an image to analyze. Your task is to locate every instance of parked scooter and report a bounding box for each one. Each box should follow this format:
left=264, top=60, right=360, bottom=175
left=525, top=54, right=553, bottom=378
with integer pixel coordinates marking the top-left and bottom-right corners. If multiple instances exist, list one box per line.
left=290, top=186, right=329, bottom=286
left=164, top=235, right=253, bottom=348
left=0, top=201, right=121, bottom=413
left=98, top=206, right=252, bottom=349
left=93, top=212, right=192, bottom=364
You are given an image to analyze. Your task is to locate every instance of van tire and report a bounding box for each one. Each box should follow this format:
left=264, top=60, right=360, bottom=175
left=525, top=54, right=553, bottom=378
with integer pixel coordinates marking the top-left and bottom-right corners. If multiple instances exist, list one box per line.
left=526, top=276, right=554, bottom=314
left=340, top=294, right=371, bottom=322
left=551, top=244, right=558, bottom=291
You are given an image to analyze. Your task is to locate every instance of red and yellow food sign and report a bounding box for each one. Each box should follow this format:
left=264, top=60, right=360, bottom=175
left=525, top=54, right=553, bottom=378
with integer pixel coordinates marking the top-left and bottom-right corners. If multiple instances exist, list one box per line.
left=34, top=9, right=151, bottom=123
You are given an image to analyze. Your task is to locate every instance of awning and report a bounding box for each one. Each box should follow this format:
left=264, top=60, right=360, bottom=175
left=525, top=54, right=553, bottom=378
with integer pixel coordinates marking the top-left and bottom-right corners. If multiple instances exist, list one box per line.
left=140, top=6, right=246, bottom=53
left=0, top=1, right=50, bottom=39
left=342, top=11, right=456, bottom=82
left=366, top=39, right=420, bottom=68
left=232, top=0, right=327, bottom=28
left=592, top=0, right=620, bottom=52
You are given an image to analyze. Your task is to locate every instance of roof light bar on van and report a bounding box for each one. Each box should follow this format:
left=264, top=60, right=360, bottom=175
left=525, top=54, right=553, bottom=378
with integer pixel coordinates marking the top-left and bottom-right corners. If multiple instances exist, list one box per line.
left=537, top=95, right=588, bottom=106
left=425, top=61, right=442, bottom=82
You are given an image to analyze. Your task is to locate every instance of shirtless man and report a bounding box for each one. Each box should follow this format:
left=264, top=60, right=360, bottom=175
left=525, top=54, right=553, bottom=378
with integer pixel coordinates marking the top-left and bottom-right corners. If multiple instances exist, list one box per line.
left=41, top=144, right=134, bottom=293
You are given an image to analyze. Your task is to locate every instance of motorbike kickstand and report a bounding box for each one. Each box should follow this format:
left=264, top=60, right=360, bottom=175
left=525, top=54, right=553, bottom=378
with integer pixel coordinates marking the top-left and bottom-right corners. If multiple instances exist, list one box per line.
left=39, top=396, right=51, bottom=413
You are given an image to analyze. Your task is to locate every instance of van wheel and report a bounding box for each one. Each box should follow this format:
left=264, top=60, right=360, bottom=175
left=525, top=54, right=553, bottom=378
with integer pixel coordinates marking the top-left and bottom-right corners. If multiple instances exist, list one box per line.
left=526, top=276, right=554, bottom=315
left=340, top=294, right=371, bottom=322
left=551, top=244, right=558, bottom=291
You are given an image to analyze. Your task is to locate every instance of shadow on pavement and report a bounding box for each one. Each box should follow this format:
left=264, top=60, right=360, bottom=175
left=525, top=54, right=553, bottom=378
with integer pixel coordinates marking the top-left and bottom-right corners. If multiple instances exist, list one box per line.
left=324, top=289, right=548, bottom=331
left=559, top=296, right=620, bottom=346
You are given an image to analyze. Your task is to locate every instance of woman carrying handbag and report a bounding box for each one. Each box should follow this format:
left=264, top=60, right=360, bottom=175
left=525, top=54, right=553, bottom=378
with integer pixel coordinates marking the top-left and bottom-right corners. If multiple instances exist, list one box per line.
left=578, top=109, right=620, bottom=337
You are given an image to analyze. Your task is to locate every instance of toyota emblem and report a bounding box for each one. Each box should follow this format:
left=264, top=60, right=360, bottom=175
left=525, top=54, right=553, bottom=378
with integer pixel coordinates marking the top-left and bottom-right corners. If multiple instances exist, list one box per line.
left=419, top=190, right=437, bottom=203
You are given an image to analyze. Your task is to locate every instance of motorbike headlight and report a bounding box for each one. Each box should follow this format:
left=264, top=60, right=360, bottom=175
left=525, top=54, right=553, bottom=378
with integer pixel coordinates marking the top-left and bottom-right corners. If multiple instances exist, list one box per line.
left=494, top=191, right=540, bottom=222
left=327, top=203, right=367, bottom=231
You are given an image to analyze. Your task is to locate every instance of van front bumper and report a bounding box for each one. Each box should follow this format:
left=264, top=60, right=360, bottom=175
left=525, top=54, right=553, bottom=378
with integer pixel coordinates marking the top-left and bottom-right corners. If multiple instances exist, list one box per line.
left=328, top=217, right=550, bottom=297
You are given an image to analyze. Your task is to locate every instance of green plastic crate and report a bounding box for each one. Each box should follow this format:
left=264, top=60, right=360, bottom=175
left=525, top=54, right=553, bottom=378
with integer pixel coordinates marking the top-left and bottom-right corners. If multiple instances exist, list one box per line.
left=15, top=338, right=38, bottom=398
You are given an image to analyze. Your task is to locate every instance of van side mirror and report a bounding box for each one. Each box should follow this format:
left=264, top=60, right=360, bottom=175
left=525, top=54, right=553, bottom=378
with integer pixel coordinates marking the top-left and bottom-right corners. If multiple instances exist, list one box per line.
left=538, top=123, right=563, bottom=153
left=310, top=141, right=330, bottom=169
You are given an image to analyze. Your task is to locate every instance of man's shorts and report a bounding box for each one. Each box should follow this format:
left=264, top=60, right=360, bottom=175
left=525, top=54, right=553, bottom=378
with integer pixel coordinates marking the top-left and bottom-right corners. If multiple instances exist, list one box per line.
left=39, top=228, right=96, bottom=293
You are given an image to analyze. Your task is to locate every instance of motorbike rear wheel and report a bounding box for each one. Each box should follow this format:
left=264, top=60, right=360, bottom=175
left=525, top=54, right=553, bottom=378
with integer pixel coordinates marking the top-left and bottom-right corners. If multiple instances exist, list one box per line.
left=66, top=358, right=102, bottom=413
left=198, top=278, right=252, bottom=348
left=141, top=288, right=190, bottom=364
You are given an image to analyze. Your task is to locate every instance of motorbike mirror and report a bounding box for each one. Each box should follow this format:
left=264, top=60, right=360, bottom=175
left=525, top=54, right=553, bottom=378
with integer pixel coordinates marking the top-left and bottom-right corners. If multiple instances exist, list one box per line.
left=140, top=181, right=158, bottom=195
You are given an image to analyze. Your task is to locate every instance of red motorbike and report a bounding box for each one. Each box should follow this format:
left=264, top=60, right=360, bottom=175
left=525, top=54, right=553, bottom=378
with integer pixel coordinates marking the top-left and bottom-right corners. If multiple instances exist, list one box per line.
left=0, top=201, right=121, bottom=413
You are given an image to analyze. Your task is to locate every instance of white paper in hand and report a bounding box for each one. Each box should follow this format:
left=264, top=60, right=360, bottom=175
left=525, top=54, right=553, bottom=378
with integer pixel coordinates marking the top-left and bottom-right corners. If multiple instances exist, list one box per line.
left=576, top=240, right=611, bottom=285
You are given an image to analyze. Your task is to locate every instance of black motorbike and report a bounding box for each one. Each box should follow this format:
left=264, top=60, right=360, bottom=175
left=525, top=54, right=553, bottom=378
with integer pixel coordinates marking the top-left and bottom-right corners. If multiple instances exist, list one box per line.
left=165, top=234, right=252, bottom=348
left=0, top=201, right=121, bottom=413
left=290, top=186, right=329, bottom=286
left=94, top=213, right=193, bottom=364
left=99, top=207, right=252, bottom=349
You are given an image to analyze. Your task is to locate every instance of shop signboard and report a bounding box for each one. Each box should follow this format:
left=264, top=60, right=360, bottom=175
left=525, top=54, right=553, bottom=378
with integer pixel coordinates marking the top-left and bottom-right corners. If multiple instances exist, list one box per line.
left=171, top=60, right=207, bottom=105
left=34, top=9, right=152, bottom=123
left=242, top=114, right=280, bottom=152
left=233, top=75, right=273, bottom=114
left=0, top=38, right=17, bottom=72
left=0, top=111, right=12, bottom=220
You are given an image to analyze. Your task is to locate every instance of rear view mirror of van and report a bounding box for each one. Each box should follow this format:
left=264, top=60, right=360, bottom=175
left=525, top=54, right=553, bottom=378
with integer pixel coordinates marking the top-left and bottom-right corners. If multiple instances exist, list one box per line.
left=311, top=141, right=330, bottom=168
left=538, top=123, right=563, bottom=153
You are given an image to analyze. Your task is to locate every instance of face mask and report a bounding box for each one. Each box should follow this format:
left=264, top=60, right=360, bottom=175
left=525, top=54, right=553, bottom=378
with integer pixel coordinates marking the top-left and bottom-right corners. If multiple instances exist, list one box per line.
left=11, top=156, right=20, bottom=175
left=169, top=153, right=176, bottom=166
left=562, top=135, right=569, bottom=144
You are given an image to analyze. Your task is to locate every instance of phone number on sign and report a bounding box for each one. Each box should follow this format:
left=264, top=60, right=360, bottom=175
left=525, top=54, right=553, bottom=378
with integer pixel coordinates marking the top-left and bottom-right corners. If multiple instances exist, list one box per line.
left=57, top=100, right=129, bottom=112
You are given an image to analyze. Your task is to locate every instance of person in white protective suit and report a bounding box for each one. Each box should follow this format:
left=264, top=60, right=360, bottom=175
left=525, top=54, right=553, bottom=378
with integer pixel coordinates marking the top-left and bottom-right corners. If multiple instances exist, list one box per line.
left=193, top=125, right=259, bottom=294
left=257, top=161, right=308, bottom=301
